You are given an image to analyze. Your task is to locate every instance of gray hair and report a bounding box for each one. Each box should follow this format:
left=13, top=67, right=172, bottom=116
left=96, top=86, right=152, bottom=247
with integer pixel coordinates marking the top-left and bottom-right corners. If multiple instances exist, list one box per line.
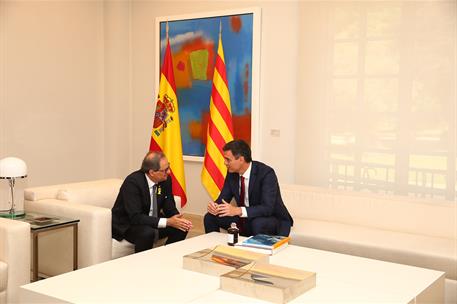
left=140, top=151, right=165, bottom=173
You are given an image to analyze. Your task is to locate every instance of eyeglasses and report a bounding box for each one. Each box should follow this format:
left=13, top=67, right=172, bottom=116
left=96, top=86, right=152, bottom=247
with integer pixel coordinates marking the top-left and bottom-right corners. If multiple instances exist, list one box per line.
left=156, top=164, right=171, bottom=173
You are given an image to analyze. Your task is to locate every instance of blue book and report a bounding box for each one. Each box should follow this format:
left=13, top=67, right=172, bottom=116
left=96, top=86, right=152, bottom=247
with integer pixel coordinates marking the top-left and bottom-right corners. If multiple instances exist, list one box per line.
left=238, top=234, right=290, bottom=250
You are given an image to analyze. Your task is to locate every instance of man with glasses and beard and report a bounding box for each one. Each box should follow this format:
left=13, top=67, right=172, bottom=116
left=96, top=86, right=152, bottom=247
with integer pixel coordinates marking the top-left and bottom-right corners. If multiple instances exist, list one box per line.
left=112, top=151, right=192, bottom=252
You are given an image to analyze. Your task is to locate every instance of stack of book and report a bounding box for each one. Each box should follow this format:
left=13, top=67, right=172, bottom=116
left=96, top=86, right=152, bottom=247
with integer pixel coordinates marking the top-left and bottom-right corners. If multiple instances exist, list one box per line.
left=235, top=234, right=290, bottom=255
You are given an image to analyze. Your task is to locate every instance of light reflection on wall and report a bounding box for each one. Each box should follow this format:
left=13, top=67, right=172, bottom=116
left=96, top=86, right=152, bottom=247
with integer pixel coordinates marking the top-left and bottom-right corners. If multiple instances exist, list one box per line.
left=315, top=2, right=455, bottom=200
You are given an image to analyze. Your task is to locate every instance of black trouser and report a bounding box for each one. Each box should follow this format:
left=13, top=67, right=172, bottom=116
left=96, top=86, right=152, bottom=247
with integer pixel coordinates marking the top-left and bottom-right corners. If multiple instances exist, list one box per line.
left=203, top=213, right=289, bottom=237
left=124, top=225, right=187, bottom=253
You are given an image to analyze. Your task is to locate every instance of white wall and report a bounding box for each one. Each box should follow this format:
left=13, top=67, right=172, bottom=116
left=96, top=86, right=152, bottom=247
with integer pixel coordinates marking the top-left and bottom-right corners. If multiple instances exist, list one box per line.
left=296, top=2, right=331, bottom=187
left=102, top=0, right=133, bottom=178
left=0, top=0, right=105, bottom=188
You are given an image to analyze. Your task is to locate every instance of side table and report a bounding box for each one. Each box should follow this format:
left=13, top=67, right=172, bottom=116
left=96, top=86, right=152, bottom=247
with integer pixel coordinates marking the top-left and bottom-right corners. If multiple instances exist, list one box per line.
left=14, top=212, right=79, bottom=282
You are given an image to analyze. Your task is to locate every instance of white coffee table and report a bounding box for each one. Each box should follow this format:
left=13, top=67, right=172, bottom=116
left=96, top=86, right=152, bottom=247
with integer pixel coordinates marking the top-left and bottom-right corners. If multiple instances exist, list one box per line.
left=20, top=232, right=444, bottom=303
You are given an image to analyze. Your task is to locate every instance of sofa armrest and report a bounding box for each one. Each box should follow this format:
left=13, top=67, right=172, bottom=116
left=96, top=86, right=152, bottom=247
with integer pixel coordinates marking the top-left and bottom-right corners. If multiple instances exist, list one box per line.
left=25, top=199, right=112, bottom=269
left=0, top=218, right=31, bottom=303
left=0, top=260, right=6, bottom=304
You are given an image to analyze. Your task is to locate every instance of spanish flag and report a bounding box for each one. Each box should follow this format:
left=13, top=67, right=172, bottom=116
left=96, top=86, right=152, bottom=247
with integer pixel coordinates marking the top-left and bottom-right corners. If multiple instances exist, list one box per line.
left=150, top=38, right=187, bottom=207
left=201, top=28, right=234, bottom=200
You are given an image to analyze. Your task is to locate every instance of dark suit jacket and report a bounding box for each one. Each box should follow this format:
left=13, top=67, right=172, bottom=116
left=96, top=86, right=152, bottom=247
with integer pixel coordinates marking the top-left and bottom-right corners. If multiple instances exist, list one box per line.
left=217, top=161, right=293, bottom=228
left=111, top=171, right=179, bottom=241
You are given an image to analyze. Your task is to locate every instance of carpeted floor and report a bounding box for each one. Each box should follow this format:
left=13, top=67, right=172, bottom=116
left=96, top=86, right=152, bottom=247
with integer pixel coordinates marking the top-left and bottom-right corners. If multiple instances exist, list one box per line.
left=183, top=213, right=204, bottom=239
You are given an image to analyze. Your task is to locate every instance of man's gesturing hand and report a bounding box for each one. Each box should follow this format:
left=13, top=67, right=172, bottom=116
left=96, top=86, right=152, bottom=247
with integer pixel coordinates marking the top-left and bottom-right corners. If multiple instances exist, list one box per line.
left=167, top=214, right=193, bottom=232
left=217, top=200, right=242, bottom=217
left=207, top=201, right=219, bottom=216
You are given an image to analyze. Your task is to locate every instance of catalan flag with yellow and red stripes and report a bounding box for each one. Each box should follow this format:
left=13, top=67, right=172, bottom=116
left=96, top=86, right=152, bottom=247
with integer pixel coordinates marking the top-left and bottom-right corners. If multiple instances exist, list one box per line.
left=201, top=32, right=234, bottom=200
left=150, top=38, right=187, bottom=207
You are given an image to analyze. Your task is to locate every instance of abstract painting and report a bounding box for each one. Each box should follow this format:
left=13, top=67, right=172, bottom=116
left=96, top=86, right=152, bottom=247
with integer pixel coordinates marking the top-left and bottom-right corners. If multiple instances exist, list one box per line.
left=156, top=9, right=260, bottom=158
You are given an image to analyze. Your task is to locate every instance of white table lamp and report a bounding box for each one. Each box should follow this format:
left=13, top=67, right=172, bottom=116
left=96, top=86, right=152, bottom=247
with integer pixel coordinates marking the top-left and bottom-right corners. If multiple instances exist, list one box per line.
left=0, top=157, right=27, bottom=218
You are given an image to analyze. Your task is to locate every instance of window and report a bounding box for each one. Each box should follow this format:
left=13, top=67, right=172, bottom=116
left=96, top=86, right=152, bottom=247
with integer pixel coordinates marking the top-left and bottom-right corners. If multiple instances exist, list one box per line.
left=326, top=2, right=455, bottom=200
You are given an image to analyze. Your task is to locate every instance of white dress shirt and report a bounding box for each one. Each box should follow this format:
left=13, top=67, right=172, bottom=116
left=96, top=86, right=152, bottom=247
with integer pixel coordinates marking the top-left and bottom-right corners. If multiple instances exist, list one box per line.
left=240, top=162, right=252, bottom=218
left=145, top=174, right=167, bottom=228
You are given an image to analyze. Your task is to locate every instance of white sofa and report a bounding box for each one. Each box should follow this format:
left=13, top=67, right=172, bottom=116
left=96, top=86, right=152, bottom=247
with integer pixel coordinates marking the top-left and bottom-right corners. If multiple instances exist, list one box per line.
left=23, top=178, right=181, bottom=277
left=280, top=184, right=457, bottom=304
left=0, top=218, right=30, bottom=304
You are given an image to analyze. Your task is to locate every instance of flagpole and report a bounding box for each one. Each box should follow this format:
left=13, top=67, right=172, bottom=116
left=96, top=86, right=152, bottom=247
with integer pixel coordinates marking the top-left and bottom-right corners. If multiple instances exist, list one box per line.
left=219, top=19, right=222, bottom=39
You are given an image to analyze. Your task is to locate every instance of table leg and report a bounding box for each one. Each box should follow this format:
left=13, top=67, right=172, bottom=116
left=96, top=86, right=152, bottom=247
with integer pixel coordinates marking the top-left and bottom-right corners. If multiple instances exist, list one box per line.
left=32, top=232, right=38, bottom=282
left=73, top=224, right=78, bottom=270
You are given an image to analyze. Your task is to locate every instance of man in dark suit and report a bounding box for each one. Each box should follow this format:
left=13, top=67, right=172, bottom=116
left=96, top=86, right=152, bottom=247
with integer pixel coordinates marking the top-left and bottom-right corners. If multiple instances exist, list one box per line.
left=112, top=151, right=192, bottom=252
left=204, top=140, right=293, bottom=237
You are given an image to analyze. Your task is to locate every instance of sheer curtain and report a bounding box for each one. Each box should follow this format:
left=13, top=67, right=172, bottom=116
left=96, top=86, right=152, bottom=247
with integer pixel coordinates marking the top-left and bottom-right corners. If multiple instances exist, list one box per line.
left=296, top=1, right=456, bottom=201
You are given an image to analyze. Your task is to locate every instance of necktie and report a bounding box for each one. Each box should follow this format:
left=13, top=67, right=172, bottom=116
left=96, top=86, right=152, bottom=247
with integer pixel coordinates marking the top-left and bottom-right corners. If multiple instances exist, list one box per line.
left=152, top=184, right=159, bottom=244
left=239, top=176, right=246, bottom=207
left=152, top=185, right=158, bottom=217
left=239, top=176, right=246, bottom=235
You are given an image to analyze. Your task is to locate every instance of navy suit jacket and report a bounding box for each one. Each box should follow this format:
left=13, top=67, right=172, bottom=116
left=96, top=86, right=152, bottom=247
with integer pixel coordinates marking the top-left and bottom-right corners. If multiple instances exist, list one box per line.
left=216, top=161, right=293, bottom=229
left=111, top=171, right=179, bottom=241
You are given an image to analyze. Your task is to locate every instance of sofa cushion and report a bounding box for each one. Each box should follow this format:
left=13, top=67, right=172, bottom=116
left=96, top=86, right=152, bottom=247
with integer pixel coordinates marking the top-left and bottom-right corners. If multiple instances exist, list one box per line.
left=111, top=237, right=169, bottom=260
left=24, top=185, right=61, bottom=201
left=56, top=179, right=123, bottom=209
left=112, top=239, right=135, bottom=260
left=290, top=219, right=457, bottom=280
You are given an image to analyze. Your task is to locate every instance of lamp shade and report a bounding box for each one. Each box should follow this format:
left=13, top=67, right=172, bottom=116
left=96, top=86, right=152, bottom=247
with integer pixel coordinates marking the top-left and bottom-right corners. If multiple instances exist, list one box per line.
left=0, top=157, right=27, bottom=178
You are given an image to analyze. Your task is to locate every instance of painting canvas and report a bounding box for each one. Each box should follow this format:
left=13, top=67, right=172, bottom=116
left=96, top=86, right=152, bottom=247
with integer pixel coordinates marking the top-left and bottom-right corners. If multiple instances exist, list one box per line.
left=157, top=9, right=259, bottom=158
